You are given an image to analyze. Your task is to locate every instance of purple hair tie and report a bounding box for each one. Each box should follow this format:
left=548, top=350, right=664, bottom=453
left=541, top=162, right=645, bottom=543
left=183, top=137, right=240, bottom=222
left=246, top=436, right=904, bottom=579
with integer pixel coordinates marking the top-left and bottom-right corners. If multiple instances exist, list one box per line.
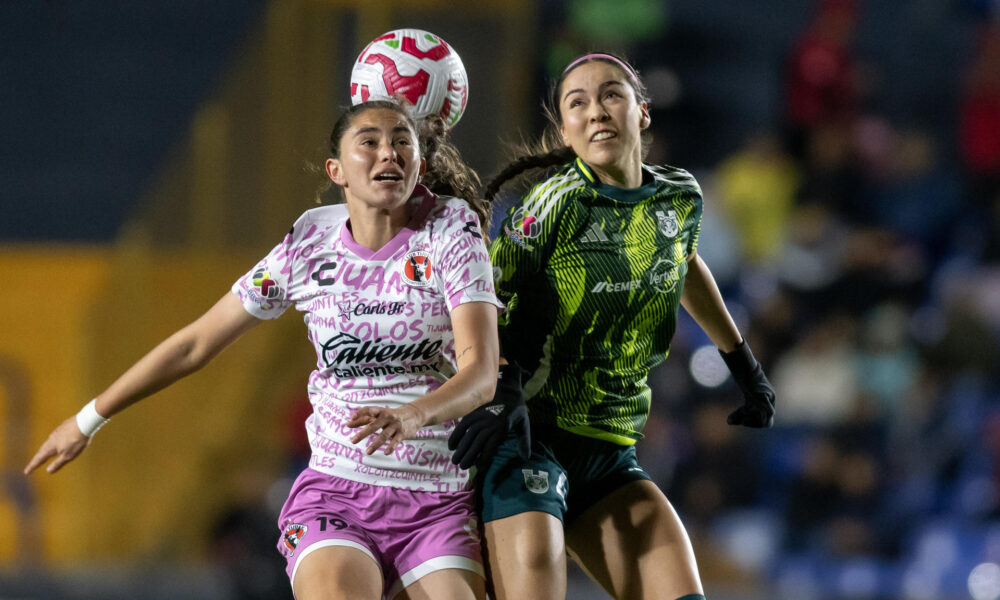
left=562, top=53, right=639, bottom=88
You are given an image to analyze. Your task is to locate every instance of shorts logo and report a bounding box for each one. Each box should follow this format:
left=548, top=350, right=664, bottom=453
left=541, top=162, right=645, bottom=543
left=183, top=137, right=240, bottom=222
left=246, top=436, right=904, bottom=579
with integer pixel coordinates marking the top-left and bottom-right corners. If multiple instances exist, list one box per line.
left=556, top=472, right=569, bottom=499
left=252, top=269, right=282, bottom=299
left=655, top=210, right=679, bottom=238
left=522, top=469, right=550, bottom=494
left=402, top=251, right=433, bottom=287
left=463, top=517, right=481, bottom=543
left=281, top=523, right=308, bottom=556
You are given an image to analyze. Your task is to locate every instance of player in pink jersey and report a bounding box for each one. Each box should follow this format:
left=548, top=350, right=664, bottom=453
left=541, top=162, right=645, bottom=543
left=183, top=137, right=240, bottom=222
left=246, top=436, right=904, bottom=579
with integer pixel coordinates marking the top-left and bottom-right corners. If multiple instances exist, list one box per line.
left=25, top=100, right=501, bottom=600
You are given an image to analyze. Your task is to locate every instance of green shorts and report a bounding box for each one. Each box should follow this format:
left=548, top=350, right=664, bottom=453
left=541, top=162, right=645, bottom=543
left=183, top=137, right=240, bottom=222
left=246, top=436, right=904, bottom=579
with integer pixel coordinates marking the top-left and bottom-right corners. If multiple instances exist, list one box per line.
left=476, top=425, right=651, bottom=526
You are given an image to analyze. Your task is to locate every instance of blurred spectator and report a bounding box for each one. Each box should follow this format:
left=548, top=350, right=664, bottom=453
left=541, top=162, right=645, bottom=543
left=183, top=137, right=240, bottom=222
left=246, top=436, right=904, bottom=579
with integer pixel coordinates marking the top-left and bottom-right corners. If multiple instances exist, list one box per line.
left=783, top=435, right=842, bottom=551
left=784, top=0, right=861, bottom=158
left=825, top=449, right=883, bottom=557
left=796, top=121, right=863, bottom=221
left=854, top=302, right=920, bottom=417
left=668, top=402, right=761, bottom=529
left=716, top=132, right=801, bottom=264
left=769, top=313, right=859, bottom=427
left=860, top=127, right=961, bottom=262
left=959, top=22, right=1000, bottom=210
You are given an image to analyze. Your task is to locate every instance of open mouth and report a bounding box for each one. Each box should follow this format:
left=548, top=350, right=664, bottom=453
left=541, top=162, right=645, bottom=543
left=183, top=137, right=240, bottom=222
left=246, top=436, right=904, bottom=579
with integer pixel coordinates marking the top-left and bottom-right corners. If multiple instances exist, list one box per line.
left=373, top=172, right=403, bottom=182
left=590, top=131, right=617, bottom=142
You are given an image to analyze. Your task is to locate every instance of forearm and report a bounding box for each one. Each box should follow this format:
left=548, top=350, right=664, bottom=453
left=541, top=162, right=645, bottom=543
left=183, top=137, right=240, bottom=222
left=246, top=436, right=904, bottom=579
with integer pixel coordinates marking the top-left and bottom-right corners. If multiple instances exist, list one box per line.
left=95, top=330, right=213, bottom=417
left=680, top=252, right=742, bottom=352
left=410, top=358, right=499, bottom=426
left=94, top=292, right=259, bottom=417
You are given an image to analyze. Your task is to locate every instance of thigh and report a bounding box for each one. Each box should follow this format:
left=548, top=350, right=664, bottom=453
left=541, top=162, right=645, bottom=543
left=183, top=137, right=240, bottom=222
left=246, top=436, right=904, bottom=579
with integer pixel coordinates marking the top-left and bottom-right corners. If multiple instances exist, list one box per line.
left=484, top=511, right=567, bottom=600
left=393, top=568, right=486, bottom=600
left=293, top=545, right=382, bottom=600
left=565, top=480, right=703, bottom=600
left=380, top=488, right=485, bottom=599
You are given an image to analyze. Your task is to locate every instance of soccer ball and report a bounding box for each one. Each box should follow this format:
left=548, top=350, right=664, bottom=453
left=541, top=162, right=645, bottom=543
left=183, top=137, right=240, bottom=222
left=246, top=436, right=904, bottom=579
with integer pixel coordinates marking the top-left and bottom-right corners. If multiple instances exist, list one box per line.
left=350, top=29, right=469, bottom=129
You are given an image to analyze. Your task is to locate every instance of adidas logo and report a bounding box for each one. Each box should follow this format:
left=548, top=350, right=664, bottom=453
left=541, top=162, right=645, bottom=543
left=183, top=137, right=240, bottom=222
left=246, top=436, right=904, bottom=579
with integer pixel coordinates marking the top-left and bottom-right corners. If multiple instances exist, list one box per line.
left=581, top=222, right=610, bottom=243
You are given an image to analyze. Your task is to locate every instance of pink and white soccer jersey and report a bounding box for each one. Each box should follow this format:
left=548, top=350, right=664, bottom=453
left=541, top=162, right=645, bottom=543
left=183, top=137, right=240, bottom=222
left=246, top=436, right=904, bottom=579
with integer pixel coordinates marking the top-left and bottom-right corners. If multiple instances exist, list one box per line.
left=233, top=185, right=501, bottom=492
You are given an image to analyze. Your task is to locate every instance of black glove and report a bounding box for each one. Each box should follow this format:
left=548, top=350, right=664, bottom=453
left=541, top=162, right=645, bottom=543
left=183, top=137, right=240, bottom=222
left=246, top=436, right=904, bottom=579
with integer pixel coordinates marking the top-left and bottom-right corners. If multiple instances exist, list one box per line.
left=448, top=364, right=531, bottom=471
left=720, top=340, right=776, bottom=428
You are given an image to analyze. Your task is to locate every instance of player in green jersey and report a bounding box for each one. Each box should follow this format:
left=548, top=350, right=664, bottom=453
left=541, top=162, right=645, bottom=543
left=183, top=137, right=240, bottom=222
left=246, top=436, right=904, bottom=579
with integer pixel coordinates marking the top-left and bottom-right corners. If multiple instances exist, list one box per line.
left=448, top=53, right=776, bottom=600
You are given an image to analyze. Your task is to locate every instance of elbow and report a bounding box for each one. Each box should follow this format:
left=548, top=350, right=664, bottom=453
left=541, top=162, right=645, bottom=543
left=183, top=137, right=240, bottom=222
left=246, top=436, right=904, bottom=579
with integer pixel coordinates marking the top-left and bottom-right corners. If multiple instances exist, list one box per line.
left=472, top=360, right=501, bottom=408
left=173, top=336, right=216, bottom=376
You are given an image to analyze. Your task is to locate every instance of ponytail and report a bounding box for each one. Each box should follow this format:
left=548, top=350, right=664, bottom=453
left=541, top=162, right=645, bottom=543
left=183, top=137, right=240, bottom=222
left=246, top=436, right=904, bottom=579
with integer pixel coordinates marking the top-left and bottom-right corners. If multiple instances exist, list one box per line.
left=482, top=146, right=575, bottom=202
left=418, top=116, right=492, bottom=241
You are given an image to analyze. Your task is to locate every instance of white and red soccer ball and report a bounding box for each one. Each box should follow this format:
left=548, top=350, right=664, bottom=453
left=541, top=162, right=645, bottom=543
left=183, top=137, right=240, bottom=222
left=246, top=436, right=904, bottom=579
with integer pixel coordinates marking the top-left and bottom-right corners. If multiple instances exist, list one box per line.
left=350, top=28, right=469, bottom=129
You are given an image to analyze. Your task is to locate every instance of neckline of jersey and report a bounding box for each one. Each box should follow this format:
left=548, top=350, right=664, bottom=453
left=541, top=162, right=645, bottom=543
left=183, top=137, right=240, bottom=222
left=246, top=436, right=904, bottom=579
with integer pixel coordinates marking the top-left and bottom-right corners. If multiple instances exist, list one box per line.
left=339, top=184, right=436, bottom=261
left=572, top=158, right=657, bottom=204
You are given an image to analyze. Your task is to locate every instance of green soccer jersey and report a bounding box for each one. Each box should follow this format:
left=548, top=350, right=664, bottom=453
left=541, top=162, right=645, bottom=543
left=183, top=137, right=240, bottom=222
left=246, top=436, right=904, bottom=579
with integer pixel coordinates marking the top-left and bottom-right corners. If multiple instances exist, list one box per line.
left=491, top=158, right=703, bottom=445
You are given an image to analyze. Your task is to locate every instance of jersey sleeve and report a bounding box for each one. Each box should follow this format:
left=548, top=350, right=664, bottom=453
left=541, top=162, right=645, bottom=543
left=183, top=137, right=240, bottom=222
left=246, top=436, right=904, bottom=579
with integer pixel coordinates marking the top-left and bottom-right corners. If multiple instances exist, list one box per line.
left=488, top=181, right=565, bottom=308
left=685, top=176, right=704, bottom=258
left=435, top=202, right=504, bottom=311
left=231, top=212, right=316, bottom=319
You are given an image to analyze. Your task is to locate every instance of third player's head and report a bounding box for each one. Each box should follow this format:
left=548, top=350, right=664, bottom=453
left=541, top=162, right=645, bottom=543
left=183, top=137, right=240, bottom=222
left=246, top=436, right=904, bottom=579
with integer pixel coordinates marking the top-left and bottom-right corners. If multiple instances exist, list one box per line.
left=549, top=53, right=651, bottom=187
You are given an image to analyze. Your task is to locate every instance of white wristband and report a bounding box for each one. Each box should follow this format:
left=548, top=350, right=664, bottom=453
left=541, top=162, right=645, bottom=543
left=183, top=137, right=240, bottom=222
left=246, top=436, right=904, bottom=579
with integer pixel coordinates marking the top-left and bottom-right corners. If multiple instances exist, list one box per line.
left=76, top=399, right=110, bottom=437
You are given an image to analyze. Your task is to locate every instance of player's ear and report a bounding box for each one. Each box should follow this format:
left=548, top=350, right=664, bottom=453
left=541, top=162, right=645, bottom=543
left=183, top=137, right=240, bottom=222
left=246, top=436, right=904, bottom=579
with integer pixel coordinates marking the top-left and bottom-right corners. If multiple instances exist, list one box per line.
left=326, top=158, right=347, bottom=187
left=419, top=157, right=427, bottom=179
left=639, top=102, right=651, bottom=130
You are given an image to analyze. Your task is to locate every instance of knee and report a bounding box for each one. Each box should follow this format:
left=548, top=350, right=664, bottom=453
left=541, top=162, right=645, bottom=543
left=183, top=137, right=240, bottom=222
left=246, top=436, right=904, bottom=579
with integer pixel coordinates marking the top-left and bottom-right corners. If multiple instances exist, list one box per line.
left=491, top=521, right=564, bottom=571
left=513, top=534, right=564, bottom=571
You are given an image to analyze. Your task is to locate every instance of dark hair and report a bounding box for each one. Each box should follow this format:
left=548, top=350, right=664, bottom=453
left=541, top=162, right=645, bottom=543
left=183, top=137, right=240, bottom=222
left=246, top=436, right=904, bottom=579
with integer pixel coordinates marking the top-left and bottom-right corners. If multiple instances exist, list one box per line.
left=327, top=99, right=415, bottom=158
left=482, top=53, right=650, bottom=202
left=417, top=115, right=490, bottom=240
left=321, top=99, right=490, bottom=239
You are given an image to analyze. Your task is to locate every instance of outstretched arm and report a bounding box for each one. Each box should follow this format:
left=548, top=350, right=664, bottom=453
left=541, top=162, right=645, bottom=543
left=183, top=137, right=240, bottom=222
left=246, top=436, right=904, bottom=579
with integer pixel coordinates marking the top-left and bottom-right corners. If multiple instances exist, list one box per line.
left=348, top=301, right=500, bottom=455
left=681, top=251, right=775, bottom=428
left=679, top=251, right=742, bottom=351
left=24, top=292, right=261, bottom=474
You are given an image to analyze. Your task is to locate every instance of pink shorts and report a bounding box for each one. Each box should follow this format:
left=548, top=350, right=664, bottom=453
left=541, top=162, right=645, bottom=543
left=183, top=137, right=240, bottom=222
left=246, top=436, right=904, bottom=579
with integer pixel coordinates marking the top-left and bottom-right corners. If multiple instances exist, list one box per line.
left=276, top=468, right=483, bottom=599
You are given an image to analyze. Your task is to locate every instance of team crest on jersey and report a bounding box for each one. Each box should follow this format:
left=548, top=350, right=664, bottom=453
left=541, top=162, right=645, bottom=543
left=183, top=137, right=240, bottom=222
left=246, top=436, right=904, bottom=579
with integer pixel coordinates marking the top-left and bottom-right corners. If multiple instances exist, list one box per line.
left=522, top=469, right=550, bottom=494
left=402, top=251, right=434, bottom=287
left=281, top=523, right=307, bottom=556
left=655, top=210, right=679, bottom=238
left=252, top=269, right=282, bottom=299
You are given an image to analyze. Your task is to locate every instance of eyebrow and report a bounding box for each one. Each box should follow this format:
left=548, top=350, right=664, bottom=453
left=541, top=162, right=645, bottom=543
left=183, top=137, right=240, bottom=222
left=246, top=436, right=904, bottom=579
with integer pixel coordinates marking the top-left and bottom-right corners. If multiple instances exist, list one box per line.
left=562, top=80, right=627, bottom=102
left=352, top=125, right=414, bottom=137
